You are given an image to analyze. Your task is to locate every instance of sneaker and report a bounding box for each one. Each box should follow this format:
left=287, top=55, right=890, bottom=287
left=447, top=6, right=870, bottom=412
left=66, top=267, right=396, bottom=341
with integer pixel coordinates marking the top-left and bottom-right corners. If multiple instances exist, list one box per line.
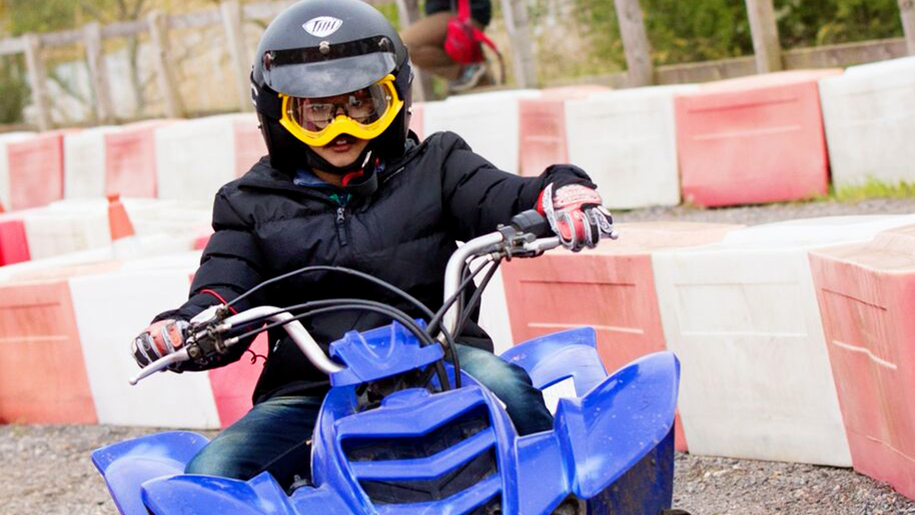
left=448, top=63, right=487, bottom=93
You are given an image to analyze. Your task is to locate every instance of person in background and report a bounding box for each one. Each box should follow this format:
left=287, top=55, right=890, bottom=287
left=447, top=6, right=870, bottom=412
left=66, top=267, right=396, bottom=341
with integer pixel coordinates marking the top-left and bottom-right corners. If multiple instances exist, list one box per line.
left=401, top=0, right=494, bottom=92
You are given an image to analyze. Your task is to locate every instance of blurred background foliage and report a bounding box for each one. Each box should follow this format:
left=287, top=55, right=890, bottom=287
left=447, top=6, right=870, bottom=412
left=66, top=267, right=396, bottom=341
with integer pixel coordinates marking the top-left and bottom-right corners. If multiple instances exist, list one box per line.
left=0, top=0, right=263, bottom=123
left=0, top=0, right=908, bottom=123
left=539, top=0, right=905, bottom=79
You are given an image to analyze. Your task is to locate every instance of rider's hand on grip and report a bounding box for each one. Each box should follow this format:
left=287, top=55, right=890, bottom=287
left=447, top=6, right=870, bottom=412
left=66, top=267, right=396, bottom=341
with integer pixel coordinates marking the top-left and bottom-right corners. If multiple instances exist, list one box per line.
left=538, top=183, right=616, bottom=252
left=132, top=319, right=189, bottom=368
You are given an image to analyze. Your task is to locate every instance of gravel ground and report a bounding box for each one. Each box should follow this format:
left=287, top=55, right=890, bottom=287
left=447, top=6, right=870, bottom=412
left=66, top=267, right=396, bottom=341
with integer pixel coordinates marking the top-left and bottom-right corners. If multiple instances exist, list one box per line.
left=616, top=197, right=915, bottom=225
left=3, top=197, right=915, bottom=514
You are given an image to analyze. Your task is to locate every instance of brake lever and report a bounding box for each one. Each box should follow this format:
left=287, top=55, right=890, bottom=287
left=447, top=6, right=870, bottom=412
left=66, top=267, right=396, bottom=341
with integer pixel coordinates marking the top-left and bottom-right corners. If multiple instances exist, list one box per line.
left=129, top=306, right=236, bottom=385
left=521, top=236, right=562, bottom=255
left=128, top=348, right=191, bottom=385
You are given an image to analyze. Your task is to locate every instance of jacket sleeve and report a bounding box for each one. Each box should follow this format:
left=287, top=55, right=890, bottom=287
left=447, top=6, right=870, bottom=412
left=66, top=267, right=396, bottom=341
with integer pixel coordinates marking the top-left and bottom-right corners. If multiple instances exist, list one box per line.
left=152, top=187, right=267, bottom=370
left=437, top=131, right=596, bottom=241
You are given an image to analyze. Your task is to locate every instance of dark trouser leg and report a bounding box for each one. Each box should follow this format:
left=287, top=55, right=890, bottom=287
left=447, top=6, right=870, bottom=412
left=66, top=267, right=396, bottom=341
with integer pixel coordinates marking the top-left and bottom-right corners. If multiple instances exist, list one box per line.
left=455, top=343, right=554, bottom=435
left=185, top=395, right=322, bottom=488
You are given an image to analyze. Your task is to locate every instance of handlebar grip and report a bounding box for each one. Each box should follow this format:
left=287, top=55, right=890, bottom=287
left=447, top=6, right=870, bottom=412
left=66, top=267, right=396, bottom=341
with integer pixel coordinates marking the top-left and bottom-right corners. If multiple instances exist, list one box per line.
left=510, top=210, right=552, bottom=238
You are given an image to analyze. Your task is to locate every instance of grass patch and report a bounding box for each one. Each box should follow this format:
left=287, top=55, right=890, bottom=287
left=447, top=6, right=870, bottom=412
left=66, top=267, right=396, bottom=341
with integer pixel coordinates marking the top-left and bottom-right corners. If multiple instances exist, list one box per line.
left=830, top=178, right=915, bottom=203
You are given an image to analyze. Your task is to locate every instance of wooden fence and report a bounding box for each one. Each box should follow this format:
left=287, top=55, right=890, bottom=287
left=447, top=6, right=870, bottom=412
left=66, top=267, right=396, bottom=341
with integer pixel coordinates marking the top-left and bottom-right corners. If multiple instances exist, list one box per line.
left=2, top=0, right=914, bottom=131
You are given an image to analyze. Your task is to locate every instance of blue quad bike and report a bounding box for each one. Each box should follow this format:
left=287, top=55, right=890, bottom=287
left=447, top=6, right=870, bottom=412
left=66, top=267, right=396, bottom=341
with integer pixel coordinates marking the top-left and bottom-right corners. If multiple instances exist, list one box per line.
left=93, top=211, right=688, bottom=514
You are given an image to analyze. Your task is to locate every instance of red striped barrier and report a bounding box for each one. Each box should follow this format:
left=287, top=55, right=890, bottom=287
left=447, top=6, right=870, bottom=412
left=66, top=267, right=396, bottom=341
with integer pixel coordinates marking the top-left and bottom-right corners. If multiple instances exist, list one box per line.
left=675, top=70, right=840, bottom=207
left=0, top=219, right=29, bottom=266
left=105, top=120, right=176, bottom=198
left=810, top=224, right=915, bottom=498
left=6, top=130, right=75, bottom=210
left=502, top=221, right=742, bottom=451
left=518, top=86, right=609, bottom=177
left=0, top=278, right=99, bottom=424
left=233, top=116, right=268, bottom=178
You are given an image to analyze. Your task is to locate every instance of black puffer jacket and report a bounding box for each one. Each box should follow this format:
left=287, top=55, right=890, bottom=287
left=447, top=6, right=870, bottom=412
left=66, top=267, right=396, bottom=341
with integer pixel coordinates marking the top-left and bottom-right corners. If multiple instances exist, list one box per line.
left=157, top=131, right=594, bottom=404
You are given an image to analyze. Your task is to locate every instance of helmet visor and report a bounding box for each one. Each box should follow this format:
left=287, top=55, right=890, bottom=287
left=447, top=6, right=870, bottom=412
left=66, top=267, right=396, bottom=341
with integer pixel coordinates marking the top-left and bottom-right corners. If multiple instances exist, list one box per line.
left=279, top=74, right=403, bottom=147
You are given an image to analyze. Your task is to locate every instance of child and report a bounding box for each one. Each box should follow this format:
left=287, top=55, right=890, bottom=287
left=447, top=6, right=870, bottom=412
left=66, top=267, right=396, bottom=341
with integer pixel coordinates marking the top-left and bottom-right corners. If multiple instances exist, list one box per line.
left=132, top=0, right=614, bottom=488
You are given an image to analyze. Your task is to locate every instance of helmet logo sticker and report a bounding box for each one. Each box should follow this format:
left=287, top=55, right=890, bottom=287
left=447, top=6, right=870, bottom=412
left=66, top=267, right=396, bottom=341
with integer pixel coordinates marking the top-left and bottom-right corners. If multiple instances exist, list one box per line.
left=303, top=17, right=343, bottom=38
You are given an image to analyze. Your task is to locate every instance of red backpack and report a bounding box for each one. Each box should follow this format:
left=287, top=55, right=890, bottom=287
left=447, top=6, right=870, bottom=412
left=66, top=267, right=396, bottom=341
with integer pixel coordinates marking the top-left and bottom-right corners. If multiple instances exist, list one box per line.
left=444, top=0, right=503, bottom=68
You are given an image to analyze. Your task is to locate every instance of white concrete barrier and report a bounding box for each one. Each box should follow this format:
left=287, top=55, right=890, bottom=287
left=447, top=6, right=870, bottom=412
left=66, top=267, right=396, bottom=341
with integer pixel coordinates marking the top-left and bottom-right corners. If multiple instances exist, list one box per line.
left=69, top=256, right=223, bottom=428
left=819, top=57, right=915, bottom=188
left=3, top=198, right=206, bottom=262
left=565, top=85, right=697, bottom=209
left=63, top=126, right=118, bottom=199
left=122, top=198, right=212, bottom=239
left=155, top=113, right=264, bottom=204
left=423, top=90, right=541, bottom=174
left=22, top=201, right=111, bottom=260
left=652, top=215, right=915, bottom=466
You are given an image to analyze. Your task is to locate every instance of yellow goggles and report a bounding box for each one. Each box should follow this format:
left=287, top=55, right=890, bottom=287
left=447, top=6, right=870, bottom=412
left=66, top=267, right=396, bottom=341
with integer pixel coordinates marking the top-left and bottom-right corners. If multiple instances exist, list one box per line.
left=279, top=75, right=403, bottom=147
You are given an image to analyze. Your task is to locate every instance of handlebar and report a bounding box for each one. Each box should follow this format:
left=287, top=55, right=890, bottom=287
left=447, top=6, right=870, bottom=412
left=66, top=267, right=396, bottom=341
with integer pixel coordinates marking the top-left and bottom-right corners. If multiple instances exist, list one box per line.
left=441, top=233, right=561, bottom=337
left=129, top=210, right=614, bottom=385
left=128, top=306, right=345, bottom=385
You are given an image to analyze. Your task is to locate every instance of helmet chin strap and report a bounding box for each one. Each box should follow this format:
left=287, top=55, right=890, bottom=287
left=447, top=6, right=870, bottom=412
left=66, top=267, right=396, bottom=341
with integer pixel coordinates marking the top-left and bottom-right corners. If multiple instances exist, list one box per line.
left=304, top=140, right=380, bottom=197
left=304, top=142, right=374, bottom=176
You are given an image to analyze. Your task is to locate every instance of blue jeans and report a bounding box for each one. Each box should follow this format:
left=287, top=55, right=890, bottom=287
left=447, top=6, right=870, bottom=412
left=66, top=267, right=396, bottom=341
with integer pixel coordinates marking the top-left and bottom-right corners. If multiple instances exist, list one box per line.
left=185, top=344, right=553, bottom=483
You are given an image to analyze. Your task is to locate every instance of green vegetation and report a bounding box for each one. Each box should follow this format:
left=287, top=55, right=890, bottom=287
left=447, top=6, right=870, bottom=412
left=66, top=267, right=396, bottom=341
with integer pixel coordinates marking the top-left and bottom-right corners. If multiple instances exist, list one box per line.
left=0, top=0, right=78, bottom=124
left=4, top=0, right=78, bottom=37
left=0, top=57, right=28, bottom=124
left=830, top=179, right=915, bottom=203
left=563, top=0, right=905, bottom=75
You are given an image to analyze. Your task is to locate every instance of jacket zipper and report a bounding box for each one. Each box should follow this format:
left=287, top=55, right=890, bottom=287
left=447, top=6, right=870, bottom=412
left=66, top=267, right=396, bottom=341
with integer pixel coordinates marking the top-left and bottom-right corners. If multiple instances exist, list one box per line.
left=335, top=207, right=348, bottom=247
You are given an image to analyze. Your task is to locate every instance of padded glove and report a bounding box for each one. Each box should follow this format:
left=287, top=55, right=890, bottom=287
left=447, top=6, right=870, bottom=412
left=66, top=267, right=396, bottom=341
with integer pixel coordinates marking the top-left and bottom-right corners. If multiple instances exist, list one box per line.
left=538, top=183, right=616, bottom=251
left=131, top=319, right=189, bottom=368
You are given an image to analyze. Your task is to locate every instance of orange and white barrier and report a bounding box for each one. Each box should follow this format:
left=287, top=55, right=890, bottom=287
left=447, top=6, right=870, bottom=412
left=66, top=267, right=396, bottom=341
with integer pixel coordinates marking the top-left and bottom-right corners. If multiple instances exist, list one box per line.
left=0, top=132, right=35, bottom=212
left=675, top=70, right=840, bottom=207
left=0, top=219, right=29, bottom=266
left=6, top=130, right=74, bottom=211
left=20, top=201, right=111, bottom=260
left=0, top=250, right=266, bottom=429
left=566, top=85, right=697, bottom=209
left=423, top=90, right=541, bottom=174
left=155, top=113, right=266, bottom=204
left=0, top=264, right=113, bottom=425
left=517, top=85, right=610, bottom=178
left=810, top=224, right=915, bottom=498
left=0, top=197, right=208, bottom=263
left=63, top=126, right=118, bottom=199
left=70, top=255, right=224, bottom=428
left=652, top=215, right=915, bottom=466
left=104, top=120, right=176, bottom=198
left=502, top=221, right=741, bottom=451
left=64, top=121, right=178, bottom=200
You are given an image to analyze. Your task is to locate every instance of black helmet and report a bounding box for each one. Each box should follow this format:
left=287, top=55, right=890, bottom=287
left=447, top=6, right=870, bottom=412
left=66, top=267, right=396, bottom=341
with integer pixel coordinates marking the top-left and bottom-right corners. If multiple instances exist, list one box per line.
left=251, top=0, right=413, bottom=173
